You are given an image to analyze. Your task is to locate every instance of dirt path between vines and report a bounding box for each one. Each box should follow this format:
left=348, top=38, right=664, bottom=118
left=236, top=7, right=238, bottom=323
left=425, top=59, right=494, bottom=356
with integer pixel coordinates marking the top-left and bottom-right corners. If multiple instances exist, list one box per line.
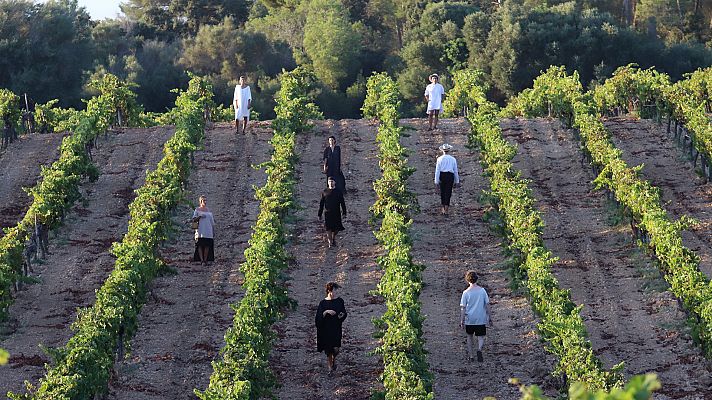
left=502, top=118, right=712, bottom=399
left=605, top=117, right=712, bottom=279
left=0, top=133, right=65, bottom=231
left=106, top=122, right=273, bottom=399
left=0, top=126, right=173, bottom=395
left=401, top=118, right=557, bottom=399
left=270, top=120, right=385, bottom=400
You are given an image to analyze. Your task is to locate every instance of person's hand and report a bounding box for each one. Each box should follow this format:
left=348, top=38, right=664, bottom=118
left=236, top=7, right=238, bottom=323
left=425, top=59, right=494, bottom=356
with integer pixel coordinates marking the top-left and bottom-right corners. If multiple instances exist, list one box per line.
left=488, top=320, right=493, bottom=328
left=318, top=214, right=322, bottom=221
left=455, top=182, right=461, bottom=189
left=460, top=320, right=465, bottom=329
left=337, top=312, right=345, bottom=319
left=342, top=212, right=347, bottom=219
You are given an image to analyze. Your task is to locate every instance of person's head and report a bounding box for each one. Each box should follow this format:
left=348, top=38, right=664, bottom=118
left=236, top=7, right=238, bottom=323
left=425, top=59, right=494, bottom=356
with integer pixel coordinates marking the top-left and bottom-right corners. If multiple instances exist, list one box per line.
left=239, top=76, right=247, bottom=85
left=465, top=270, right=478, bottom=284
left=429, top=73, right=439, bottom=84
left=327, top=176, right=336, bottom=189
left=439, top=143, right=453, bottom=154
left=325, top=281, right=341, bottom=296
left=199, top=195, right=207, bottom=207
left=328, top=135, right=336, bottom=147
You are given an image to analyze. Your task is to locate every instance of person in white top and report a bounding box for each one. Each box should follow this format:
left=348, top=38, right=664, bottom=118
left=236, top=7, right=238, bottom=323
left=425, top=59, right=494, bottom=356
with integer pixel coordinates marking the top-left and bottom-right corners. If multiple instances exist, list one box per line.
left=192, top=195, right=216, bottom=266
left=233, top=76, right=252, bottom=134
left=424, top=73, right=445, bottom=131
left=460, top=270, right=491, bottom=362
left=434, top=143, right=460, bottom=215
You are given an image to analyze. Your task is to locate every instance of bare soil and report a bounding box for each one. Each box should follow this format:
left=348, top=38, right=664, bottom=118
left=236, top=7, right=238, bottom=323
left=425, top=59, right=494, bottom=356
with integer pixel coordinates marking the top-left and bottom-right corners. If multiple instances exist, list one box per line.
left=270, top=120, right=385, bottom=400
left=501, top=118, right=712, bottom=399
left=400, top=117, right=559, bottom=399
left=0, top=133, right=65, bottom=231
left=0, top=126, right=173, bottom=395
left=105, top=122, right=274, bottom=399
left=605, top=117, right=712, bottom=279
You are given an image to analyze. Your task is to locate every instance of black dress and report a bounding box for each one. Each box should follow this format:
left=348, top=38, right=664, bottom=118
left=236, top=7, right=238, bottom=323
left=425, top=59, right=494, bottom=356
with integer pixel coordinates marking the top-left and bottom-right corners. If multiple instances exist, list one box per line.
left=323, top=145, right=346, bottom=193
left=318, top=188, right=346, bottom=232
left=315, top=297, right=347, bottom=354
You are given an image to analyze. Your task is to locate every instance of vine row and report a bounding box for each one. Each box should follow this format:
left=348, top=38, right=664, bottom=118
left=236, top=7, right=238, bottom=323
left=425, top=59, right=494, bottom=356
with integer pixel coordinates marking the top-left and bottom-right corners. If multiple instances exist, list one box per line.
left=447, top=69, right=623, bottom=392
left=363, top=72, right=433, bottom=400
left=9, top=74, right=213, bottom=399
left=194, top=67, right=321, bottom=400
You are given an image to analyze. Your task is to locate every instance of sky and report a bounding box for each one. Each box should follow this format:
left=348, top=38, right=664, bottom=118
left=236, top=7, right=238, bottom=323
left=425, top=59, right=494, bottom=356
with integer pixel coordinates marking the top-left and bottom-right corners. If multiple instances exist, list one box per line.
left=39, top=0, right=123, bottom=20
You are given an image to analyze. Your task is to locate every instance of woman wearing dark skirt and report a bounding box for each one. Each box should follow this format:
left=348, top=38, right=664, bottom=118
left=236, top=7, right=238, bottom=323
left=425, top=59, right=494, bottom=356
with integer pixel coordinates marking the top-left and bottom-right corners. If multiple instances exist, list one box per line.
left=315, top=282, right=347, bottom=375
left=192, top=195, right=215, bottom=265
left=323, top=135, right=346, bottom=193
left=434, top=143, right=460, bottom=215
left=318, top=176, right=347, bottom=248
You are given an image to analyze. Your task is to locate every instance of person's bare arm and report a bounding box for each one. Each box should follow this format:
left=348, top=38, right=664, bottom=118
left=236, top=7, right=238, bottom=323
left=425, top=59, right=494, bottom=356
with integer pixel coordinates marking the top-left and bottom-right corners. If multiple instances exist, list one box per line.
left=486, top=302, right=492, bottom=327
left=460, top=306, right=466, bottom=328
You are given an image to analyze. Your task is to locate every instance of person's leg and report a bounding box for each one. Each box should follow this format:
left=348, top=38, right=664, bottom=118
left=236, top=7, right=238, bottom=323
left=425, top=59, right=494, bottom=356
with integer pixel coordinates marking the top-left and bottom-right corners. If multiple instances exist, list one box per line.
left=428, top=111, right=434, bottom=130
left=198, top=245, right=206, bottom=264
left=234, top=119, right=239, bottom=134
left=332, top=347, right=340, bottom=370
left=466, top=333, right=474, bottom=360
left=476, top=326, right=486, bottom=362
left=242, top=117, right=248, bottom=133
left=433, top=110, right=440, bottom=129
left=477, top=336, right=485, bottom=351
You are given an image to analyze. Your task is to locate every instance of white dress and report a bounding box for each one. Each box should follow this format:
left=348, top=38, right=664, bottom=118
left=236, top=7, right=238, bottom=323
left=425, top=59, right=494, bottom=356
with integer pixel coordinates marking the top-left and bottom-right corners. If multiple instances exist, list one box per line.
left=424, top=83, right=445, bottom=113
left=234, top=85, right=252, bottom=120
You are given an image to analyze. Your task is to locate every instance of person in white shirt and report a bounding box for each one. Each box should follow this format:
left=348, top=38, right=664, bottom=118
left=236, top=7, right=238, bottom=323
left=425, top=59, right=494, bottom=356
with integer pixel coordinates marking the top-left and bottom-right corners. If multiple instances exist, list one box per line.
left=192, top=195, right=216, bottom=266
left=424, top=73, right=445, bottom=131
left=460, top=270, right=491, bottom=362
left=434, top=143, right=460, bottom=215
left=233, top=76, right=252, bottom=134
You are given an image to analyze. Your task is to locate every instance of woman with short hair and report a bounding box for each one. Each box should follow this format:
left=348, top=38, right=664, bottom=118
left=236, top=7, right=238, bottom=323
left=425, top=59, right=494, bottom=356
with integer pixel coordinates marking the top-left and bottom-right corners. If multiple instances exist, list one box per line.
left=192, top=195, right=215, bottom=266
left=315, top=282, right=347, bottom=375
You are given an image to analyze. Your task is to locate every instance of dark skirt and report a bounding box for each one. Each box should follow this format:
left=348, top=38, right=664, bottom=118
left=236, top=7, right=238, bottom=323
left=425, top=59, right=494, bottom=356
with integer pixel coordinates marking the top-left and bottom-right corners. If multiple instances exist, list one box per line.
left=324, top=210, right=345, bottom=232
left=193, top=237, right=214, bottom=261
left=439, top=171, right=455, bottom=206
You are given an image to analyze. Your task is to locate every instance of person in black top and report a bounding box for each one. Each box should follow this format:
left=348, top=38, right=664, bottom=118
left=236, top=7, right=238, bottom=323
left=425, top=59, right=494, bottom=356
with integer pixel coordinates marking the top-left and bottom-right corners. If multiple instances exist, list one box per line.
left=315, top=282, right=347, bottom=375
left=318, top=176, right=347, bottom=248
left=323, top=135, right=346, bottom=193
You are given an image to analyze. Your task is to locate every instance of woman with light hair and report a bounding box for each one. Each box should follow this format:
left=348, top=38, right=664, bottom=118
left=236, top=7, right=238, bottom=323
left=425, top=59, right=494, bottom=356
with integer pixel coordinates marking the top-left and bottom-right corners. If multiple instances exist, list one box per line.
left=192, top=195, right=216, bottom=266
left=434, top=143, right=460, bottom=215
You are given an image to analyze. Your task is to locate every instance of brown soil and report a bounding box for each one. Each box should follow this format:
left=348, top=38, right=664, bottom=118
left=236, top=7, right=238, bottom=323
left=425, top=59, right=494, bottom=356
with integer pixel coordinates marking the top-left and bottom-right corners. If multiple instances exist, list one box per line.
left=0, top=126, right=173, bottom=394
left=270, top=120, right=385, bottom=400
left=105, top=122, right=273, bottom=399
left=501, top=118, right=712, bottom=399
left=605, top=117, right=712, bottom=279
left=399, top=118, right=558, bottom=399
left=0, top=133, right=66, bottom=231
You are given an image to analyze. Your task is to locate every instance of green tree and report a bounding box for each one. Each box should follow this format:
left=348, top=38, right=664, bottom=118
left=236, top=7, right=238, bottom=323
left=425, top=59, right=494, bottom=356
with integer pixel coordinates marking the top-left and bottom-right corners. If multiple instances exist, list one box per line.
left=302, top=0, right=362, bottom=89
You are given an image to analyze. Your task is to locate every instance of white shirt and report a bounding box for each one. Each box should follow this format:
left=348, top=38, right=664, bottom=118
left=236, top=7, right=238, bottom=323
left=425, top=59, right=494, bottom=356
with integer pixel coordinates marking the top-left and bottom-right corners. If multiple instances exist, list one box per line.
left=460, top=286, right=489, bottom=325
left=424, top=83, right=445, bottom=112
left=233, top=85, right=252, bottom=119
left=193, top=209, right=215, bottom=239
left=434, top=154, right=460, bottom=184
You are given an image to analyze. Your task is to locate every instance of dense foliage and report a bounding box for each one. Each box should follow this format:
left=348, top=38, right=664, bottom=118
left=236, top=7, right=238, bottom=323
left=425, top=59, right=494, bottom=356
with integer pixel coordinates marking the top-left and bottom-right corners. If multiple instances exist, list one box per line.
left=363, top=72, right=432, bottom=400
left=195, top=67, right=321, bottom=400
left=7, top=74, right=211, bottom=399
left=449, top=69, right=623, bottom=391
left=0, top=74, right=141, bottom=323
left=1, top=0, right=711, bottom=117
left=506, top=65, right=712, bottom=357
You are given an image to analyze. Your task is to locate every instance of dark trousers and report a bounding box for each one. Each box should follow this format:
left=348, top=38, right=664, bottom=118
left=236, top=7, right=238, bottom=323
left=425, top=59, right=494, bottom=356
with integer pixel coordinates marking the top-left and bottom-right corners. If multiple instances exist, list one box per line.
left=439, top=172, right=454, bottom=206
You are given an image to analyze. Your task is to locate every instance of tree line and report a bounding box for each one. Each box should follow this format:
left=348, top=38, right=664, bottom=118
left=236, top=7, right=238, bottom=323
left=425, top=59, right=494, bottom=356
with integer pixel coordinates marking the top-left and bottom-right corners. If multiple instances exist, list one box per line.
left=0, top=0, right=710, bottom=119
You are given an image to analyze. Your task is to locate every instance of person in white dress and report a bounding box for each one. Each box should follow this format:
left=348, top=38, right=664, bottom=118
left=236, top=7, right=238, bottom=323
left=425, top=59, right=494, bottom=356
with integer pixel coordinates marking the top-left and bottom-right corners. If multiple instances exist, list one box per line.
left=424, top=73, right=445, bottom=131
left=233, top=76, right=252, bottom=134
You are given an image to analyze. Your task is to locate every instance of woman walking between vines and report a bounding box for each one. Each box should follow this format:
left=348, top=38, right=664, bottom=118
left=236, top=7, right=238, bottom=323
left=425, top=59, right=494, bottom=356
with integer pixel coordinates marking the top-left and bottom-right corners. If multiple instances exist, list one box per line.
left=315, top=282, right=348, bottom=375
left=318, top=176, right=347, bottom=248
left=192, top=195, right=216, bottom=266
left=434, top=143, right=460, bottom=215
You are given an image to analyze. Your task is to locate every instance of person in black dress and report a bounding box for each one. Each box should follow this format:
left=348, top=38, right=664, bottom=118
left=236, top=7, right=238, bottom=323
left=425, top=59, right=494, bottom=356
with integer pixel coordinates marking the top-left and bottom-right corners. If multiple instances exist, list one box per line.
left=318, top=176, right=347, bottom=248
left=315, top=282, right=347, bottom=375
left=323, top=135, right=346, bottom=193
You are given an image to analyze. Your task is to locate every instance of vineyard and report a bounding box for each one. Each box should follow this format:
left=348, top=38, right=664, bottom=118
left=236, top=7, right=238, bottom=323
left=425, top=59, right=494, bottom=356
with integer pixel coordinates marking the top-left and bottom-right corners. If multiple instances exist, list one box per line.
left=0, top=64, right=711, bottom=400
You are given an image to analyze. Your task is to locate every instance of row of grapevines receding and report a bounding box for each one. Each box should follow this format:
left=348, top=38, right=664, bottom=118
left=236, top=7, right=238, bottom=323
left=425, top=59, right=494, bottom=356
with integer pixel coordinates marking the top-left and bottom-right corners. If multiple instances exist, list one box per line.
left=505, top=65, right=712, bottom=357
left=0, top=73, right=142, bottom=322
left=8, top=74, right=213, bottom=400
left=363, top=72, right=433, bottom=400
left=194, top=67, right=322, bottom=400
left=447, top=69, right=623, bottom=392
left=591, top=64, right=712, bottom=176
